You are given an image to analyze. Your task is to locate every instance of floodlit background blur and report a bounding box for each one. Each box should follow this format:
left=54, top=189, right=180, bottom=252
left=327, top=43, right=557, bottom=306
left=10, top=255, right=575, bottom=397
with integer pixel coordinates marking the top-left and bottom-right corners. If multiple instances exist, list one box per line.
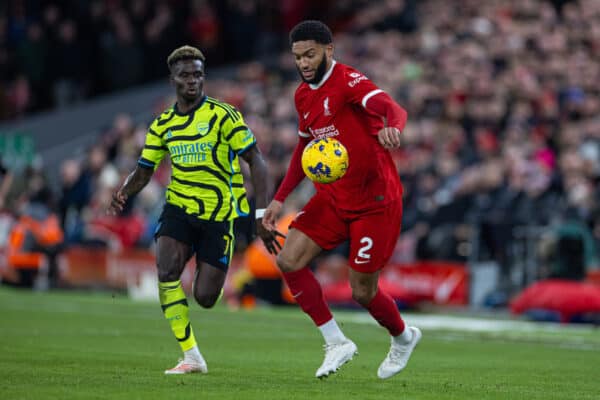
left=1, top=0, right=599, bottom=323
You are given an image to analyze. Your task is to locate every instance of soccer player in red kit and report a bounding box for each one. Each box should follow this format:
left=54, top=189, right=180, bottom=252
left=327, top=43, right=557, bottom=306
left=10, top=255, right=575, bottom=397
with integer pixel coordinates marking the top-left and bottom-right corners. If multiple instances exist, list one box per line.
left=262, top=20, right=421, bottom=379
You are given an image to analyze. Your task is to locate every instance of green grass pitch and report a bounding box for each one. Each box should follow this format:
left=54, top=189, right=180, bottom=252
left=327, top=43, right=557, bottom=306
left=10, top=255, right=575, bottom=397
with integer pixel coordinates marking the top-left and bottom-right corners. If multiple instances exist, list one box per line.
left=1, top=287, right=599, bottom=400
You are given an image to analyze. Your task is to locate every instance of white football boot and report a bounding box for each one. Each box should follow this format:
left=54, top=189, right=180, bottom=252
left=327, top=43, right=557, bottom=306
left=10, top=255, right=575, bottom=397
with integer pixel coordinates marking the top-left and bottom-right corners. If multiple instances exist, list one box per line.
left=164, top=355, right=208, bottom=375
left=377, top=326, right=421, bottom=379
left=315, top=339, right=358, bottom=378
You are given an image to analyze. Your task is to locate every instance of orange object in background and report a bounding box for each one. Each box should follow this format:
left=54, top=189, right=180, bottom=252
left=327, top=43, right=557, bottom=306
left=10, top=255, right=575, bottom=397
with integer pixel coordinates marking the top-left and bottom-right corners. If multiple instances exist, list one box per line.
left=244, top=212, right=295, bottom=279
left=7, top=214, right=63, bottom=270
left=243, top=212, right=296, bottom=303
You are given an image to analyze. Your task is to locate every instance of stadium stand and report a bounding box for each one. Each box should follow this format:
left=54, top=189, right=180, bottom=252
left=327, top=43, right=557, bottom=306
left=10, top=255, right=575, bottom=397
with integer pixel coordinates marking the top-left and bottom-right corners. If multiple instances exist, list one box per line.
left=0, top=1, right=599, bottom=312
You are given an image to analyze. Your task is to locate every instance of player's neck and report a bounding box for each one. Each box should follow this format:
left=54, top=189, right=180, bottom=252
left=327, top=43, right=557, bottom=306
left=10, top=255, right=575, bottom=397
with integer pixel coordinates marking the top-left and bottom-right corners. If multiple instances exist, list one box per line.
left=308, top=60, right=336, bottom=90
left=175, top=94, right=206, bottom=115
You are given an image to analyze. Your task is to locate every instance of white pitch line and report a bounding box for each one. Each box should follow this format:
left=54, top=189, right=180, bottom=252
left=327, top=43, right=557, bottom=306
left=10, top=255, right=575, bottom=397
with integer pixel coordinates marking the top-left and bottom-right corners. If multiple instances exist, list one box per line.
left=340, top=311, right=599, bottom=335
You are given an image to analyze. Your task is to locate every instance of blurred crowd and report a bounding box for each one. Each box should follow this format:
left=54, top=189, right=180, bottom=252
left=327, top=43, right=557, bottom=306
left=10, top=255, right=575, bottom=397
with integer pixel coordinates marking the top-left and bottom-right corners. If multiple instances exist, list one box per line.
left=1, top=0, right=599, bottom=294
left=0, top=0, right=415, bottom=119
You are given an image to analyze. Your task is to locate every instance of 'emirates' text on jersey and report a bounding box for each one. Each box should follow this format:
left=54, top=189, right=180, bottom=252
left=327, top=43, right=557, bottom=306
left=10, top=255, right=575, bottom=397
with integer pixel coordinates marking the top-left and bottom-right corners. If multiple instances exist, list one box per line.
left=139, top=96, right=256, bottom=221
left=295, top=61, right=402, bottom=211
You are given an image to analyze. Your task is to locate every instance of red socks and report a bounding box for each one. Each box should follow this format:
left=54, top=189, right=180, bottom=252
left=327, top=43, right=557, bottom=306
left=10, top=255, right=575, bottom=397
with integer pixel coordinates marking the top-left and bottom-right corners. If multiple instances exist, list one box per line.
left=282, top=267, right=332, bottom=326
left=283, top=268, right=405, bottom=337
left=365, top=289, right=405, bottom=336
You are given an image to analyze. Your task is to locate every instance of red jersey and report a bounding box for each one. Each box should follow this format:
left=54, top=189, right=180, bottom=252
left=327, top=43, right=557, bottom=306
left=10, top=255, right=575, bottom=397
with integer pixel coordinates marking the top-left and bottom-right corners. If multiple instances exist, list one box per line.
left=294, top=61, right=404, bottom=211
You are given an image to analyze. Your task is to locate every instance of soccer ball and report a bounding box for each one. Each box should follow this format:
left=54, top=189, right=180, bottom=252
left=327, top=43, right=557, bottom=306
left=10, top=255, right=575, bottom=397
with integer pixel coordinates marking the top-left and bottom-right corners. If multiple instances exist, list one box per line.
left=301, top=137, right=349, bottom=183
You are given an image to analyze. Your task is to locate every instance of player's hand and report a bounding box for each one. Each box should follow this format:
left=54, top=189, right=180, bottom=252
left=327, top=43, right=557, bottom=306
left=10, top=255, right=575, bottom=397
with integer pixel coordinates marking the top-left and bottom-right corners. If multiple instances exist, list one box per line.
left=262, top=200, right=282, bottom=231
left=256, top=223, right=286, bottom=255
left=107, top=190, right=128, bottom=215
left=378, top=127, right=402, bottom=149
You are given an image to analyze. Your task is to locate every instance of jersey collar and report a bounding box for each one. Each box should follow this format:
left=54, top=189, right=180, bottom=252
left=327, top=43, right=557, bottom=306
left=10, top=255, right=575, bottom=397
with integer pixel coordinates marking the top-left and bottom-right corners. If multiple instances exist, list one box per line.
left=174, top=95, right=207, bottom=116
left=308, top=60, right=337, bottom=90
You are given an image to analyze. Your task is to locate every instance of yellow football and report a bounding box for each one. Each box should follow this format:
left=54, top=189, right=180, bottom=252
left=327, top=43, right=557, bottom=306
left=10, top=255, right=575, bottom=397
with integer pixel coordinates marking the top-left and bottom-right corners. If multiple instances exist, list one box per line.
left=301, top=137, right=349, bottom=184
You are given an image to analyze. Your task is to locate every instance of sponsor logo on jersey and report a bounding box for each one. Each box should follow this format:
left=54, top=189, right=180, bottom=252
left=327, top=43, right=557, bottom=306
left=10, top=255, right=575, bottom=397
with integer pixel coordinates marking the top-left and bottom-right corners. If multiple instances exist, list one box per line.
left=348, top=74, right=368, bottom=87
left=169, top=142, right=214, bottom=163
left=308, top=124, right=339, bottom=139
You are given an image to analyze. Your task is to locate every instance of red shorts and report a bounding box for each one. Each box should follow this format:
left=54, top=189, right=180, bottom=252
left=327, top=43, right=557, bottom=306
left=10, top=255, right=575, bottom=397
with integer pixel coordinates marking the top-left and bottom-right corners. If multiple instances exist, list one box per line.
left=289, top=192, right=402, bottom=273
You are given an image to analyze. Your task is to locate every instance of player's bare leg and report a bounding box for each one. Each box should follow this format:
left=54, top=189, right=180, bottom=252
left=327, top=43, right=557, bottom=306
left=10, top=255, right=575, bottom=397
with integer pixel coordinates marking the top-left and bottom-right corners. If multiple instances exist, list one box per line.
left=349, top=269, right=420, bottom=379
left=157, top=237, right=207, bottom=375
left=277, top=228, right=357, bottom=378
left=192, top=261, right=227, bottom=308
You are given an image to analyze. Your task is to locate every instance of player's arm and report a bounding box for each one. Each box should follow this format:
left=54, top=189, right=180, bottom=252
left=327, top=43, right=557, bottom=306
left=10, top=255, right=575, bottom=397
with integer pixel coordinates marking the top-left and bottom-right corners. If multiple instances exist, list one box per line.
left=345, top=69, right=408, bottom=149
left=262, top=135, right=311, bottom=231
left=108, top=166, right=153, bottom=215
left=239, top=145, right=285, bottom=254
left=221, top=108, right=271, bottom=211
left=263, top=91, right=311, bottom=231
left=224, top=108, right=285, bottom=253
left=363, top=91, right=408, bottom=149
left=239, top=145, right=269, bottom=212
left=109, top=120, right=167, bottom=215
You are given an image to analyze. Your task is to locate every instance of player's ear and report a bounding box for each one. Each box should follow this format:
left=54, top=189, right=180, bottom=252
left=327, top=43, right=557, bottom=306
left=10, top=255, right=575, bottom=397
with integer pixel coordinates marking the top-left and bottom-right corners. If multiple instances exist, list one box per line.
left=325, top=43, right=334, bottom=58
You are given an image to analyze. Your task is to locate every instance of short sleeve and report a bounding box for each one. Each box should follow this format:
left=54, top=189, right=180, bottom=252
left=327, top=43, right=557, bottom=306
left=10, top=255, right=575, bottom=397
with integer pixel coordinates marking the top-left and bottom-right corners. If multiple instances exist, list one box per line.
left=139, top=120, right=168, bottom=170
left=342, top=67, right=384, bottom=108
left=221, top=108, right=256, bottom=154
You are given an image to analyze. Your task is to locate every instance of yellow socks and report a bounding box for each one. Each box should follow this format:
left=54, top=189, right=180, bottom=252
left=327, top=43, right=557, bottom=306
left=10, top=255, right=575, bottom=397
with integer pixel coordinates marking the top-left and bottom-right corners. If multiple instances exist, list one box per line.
left=159, top=280, right=197, bottom=352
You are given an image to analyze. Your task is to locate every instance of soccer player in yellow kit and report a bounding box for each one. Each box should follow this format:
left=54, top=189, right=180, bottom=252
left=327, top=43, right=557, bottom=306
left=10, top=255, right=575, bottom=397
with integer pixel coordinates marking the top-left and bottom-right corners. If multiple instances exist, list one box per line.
left=109, top=45, right=282, bottom=374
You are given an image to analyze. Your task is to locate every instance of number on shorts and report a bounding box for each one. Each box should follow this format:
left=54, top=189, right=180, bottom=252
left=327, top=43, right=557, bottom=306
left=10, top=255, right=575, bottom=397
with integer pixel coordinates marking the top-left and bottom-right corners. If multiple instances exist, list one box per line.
left=357, top=236, right=373, bottom=259
left=223, top=235, right=231, bottom=255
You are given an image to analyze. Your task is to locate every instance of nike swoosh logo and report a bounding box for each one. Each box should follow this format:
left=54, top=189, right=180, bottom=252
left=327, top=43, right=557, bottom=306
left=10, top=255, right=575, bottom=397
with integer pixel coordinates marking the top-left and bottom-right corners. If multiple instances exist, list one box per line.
left=292, top=291, right=304, bottom=298
left=354, top=258, right=370, bottom=264
left=303, top=112, right=310, bottom=119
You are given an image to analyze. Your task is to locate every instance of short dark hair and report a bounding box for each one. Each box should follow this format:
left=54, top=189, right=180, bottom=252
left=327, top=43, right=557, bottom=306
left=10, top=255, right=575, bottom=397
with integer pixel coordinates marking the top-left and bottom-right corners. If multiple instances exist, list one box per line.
left=289, top=20, right=333, bottom=46
left=167, top=45, right=205, bottom=70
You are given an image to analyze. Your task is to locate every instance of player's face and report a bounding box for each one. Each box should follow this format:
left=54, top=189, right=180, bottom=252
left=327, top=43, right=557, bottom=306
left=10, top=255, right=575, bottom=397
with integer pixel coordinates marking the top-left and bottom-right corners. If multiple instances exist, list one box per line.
left=170, top=59, right=205, bottom=102
left=292, top=41, right=333, bottom=84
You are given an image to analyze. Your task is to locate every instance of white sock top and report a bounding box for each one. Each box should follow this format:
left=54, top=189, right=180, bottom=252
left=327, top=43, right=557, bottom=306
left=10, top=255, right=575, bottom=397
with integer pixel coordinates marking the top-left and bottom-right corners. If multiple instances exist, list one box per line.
left=184, top=346, right=203, bottom=362
left=394, top=326, right=413, bottom=345
left=318, top=319, right=347, bottom=345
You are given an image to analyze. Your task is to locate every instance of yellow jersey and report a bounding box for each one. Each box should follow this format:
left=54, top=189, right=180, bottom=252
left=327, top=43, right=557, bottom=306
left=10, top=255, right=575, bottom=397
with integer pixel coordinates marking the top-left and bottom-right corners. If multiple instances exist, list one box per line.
left=139, top=96, right=256, bottom=221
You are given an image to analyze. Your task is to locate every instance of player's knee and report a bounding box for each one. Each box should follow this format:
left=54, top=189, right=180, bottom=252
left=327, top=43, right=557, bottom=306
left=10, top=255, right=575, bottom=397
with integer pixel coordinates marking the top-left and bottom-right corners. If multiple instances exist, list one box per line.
left=194, top=291, right=218, bottom=308
left=276, top=253, right=298, bottom=273
left=351, top=286, right=376, bottom=306
left=157, top=267, right=179, bottom=283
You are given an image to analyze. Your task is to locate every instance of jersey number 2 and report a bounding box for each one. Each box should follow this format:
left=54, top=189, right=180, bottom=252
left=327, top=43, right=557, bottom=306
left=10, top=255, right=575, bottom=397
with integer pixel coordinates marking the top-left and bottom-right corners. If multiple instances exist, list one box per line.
left=357, top=237, right=373, bottom=259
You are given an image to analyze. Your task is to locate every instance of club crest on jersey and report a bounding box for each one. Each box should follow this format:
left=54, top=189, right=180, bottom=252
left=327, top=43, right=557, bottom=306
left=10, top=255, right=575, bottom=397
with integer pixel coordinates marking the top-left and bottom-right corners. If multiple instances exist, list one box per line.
left=197, top=122, right=210, bottom=136
left=323, top=97, right=331, bottom=116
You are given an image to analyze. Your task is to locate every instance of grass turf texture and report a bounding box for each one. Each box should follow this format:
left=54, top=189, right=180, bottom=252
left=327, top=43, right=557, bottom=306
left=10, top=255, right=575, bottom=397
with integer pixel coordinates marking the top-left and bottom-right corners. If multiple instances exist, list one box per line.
left=1, top=287, right=599, bottom=400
